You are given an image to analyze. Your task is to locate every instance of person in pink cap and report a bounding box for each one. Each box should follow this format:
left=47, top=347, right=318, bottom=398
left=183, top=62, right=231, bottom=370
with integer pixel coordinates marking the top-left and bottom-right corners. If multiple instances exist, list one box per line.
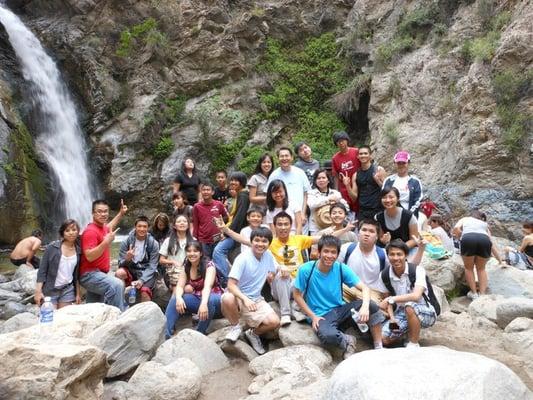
left=382, top=151, right=423, bottom=217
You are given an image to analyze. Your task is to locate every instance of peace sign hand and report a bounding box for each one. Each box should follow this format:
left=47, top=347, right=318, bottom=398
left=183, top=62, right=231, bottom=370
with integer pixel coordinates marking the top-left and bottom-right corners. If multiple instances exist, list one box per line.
left=125, top=244, right=135, bottom=261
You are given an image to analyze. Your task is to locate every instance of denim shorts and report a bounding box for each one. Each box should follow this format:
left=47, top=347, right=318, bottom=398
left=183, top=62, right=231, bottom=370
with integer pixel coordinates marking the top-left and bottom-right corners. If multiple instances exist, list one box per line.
left=383, top=301, right=436, bottom=339
left=49, top=283, right=76, bottom=304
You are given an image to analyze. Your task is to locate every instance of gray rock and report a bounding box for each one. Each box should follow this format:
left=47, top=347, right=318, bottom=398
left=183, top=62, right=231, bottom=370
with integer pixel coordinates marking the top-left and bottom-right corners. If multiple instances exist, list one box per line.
left=249, top=345, right=332, bottom=376
left=128, top=359, right=201, bottom=400
left=450, top=296, right=470, bottom=314
left=152, top=328, right=229, bottom=374
left=432, top=285, right=451, bottom=314
left=0, top=288, right=23, bottom=303
left=0, top=312, right=37, bottom=333
left=487, top=260, right=533, bottom=298
left=13, top=264, right=34, bottom=280
left=0, top=269, right=37, bottom=295
left=468, top=295, right=505, bottom=323
left=206, top=317, right=231, bottom=334
left=88, top=301, right=166, bottom=377
left=325, top=347, right=532, bottom=400
left=278, top=321, right=321, bottom=347
left=420, top=254, right=464, bottom=292
left=0, top=301, right=27, bottom=320
left=0, top=274, right=9, bottom=283
left=103, top=381, right=131, bottom=400
left=220, top=339, right=258, bottom=362
left=496, top=298, right=533, bottom=329
left=53, top=303, right=121, bottom=338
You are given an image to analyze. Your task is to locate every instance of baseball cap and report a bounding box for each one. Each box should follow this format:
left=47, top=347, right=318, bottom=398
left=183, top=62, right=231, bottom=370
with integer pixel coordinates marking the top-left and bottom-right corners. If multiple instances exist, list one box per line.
left=393, top=151, right=410, bottom=163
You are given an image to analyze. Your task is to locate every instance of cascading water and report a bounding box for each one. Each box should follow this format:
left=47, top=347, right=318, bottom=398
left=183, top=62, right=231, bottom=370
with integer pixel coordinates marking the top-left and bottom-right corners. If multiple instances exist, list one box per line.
left=0, top=4, right=95, bottom=228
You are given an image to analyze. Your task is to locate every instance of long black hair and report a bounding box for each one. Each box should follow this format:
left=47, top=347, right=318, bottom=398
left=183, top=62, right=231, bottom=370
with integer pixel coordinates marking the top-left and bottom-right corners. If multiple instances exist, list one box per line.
left=253, top=153, right=274, bottom=177
left=150, top=213, right=171, bottom=243
left=168, top=214, right=194, bottom=255
left=266, top=179, right=289, bottom=212
left=183, top=240, right=210, bottom=281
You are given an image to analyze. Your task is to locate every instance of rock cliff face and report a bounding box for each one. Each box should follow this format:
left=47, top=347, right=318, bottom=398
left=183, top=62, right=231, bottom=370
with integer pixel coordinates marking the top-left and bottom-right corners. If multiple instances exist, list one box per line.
left=0, top=0, right=531, bottom=242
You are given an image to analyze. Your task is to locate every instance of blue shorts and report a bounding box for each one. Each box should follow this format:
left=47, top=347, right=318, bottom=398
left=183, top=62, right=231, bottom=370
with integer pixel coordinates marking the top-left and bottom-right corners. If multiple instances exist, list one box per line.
left=49, top=283, right=76, bottom=304
left=383, top=301, right=436, bottom=339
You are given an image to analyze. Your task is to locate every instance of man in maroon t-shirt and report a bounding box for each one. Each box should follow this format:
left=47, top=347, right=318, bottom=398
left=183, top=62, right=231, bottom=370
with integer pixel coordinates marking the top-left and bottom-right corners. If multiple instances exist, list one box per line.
left=193, top=182, right=228, bottom=258
left=79, top=199, right=128, bottom=310
left=331, top=131, right=361, bottom=216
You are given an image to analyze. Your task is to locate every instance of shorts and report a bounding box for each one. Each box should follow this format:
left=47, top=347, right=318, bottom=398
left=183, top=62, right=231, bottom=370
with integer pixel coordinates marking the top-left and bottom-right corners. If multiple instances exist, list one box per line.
left=119, top=267, right=156, bottom=299
left=222, top=293, right=275, bottom=328
left=49, top=283, right=76, bottom=304
left=382, top=302, right=436, bottom=339
left=460, top=233, right=492, bottom=258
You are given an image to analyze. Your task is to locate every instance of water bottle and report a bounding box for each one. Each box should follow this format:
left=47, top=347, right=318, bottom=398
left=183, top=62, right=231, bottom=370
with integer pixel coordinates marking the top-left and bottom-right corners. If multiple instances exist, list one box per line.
left=39, top=296, right=54, bottom=334
left=351, top=308, right=369, bottom=333
left=128, top=287, right=137, bottom=305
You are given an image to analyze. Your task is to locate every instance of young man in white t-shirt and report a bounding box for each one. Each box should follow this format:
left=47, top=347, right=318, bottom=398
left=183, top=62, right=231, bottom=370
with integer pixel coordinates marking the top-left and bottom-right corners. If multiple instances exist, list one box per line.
left=376, top=239, right=437, bottom=348
left=338, top=219, right=389, bottom=303
left=239, top=206, right=269, bottom=254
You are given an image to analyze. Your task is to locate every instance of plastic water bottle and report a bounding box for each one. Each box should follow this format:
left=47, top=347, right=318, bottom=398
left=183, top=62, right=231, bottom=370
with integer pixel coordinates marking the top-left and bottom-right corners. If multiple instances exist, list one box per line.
left=350, top=308, right=369, bottom=333
left=128, top=287, right=137, bottom=305
left=39, top=296, right=54, bottom=334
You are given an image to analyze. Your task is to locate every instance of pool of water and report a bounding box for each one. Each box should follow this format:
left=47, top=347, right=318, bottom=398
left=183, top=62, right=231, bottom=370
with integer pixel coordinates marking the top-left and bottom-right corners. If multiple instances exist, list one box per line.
left=0, top=237, right=125, bottom=276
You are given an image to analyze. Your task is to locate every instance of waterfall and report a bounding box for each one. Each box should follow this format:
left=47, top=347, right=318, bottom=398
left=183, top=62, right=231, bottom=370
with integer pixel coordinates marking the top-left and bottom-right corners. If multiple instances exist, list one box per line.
left=0, top=4, right=95, bottom=228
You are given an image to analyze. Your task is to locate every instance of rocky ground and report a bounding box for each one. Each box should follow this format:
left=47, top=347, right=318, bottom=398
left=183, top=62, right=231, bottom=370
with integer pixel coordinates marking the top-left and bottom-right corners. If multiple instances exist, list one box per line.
left=1, top=245, right=533, bottom=399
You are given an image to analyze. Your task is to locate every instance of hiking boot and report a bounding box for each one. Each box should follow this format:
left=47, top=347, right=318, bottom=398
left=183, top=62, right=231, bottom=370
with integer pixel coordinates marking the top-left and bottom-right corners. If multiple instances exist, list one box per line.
left=225, top=324, right=242, bottom=342
left=342, top=334, right=357, bottom=360
left=280, top=315, right=291, bottom=326
left=467, top=291, right=479, bottom=300
left=245, top=329, right=266, bottom=355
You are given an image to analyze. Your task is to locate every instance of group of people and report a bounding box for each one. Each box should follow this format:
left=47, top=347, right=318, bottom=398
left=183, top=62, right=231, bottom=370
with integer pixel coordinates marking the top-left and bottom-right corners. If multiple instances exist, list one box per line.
left=16, top=130, right=531, bottom=358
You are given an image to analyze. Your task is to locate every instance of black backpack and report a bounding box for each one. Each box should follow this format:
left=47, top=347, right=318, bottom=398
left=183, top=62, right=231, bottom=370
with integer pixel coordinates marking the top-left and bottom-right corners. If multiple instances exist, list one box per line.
left=380, top=263, right=441, bottom=316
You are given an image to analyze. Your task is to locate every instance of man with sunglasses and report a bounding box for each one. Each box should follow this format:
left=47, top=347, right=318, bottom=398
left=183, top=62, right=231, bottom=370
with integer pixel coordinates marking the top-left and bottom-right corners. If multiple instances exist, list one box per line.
left=382, top=151, right=423, bottom=217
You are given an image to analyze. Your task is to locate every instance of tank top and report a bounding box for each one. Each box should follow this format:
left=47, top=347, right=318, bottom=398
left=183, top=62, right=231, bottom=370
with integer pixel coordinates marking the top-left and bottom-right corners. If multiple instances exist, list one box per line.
left=376, top=209, right=412, bottom=243
left=188, top=263, right=222, bottom=296
left=524, top=244, right=533, bottom=258
left=356, top=163, right=382, bottom=209
left=461, top=217, right=489, bottom=237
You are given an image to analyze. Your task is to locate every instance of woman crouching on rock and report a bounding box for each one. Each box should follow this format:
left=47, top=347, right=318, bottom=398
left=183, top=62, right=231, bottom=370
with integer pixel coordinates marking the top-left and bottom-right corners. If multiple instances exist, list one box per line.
left=164, top=240, right=223, bottom=338
left=35, top=219, right=81, bottom=308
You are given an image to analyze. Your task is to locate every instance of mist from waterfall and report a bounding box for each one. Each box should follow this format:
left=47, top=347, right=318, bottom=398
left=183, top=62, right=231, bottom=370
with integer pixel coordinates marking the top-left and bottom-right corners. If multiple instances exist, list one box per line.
left=0, top=4, right=95, bottom=228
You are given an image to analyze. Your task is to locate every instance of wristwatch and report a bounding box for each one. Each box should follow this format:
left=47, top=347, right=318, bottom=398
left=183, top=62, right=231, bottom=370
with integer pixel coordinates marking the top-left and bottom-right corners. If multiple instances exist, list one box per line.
left=387, top=297, right=395, bottom=305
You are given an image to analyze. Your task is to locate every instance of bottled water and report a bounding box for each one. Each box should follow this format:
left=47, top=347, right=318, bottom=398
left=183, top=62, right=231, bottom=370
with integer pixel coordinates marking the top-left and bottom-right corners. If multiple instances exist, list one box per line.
left=350, top=308, right=369, bottom=333
left=39, top=296, right=54, bottom=334
left=128, top=287, right=137, bottom=305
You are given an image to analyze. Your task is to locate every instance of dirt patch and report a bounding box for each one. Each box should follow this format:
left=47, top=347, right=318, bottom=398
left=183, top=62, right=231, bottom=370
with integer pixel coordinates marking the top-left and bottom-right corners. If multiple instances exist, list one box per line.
left=199, top=358, right=253, bottom=400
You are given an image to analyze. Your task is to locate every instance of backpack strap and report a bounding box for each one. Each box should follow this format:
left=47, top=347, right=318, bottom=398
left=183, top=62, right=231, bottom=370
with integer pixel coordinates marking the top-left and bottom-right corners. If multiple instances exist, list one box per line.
left=407, top=262, right=432, bottom=307
left=376, top=246, right=386, bottom=271
left=343, top=243, right=357, bottom=264
left=303, top=261, right=318, bottom=299
left=380, top=265, right=395, bottom=295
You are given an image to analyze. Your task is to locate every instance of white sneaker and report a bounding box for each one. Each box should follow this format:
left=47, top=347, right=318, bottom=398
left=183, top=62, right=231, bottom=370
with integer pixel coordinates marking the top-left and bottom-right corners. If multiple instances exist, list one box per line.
left=280, top=315, right=291, bottom=326
left=342, top=334, right=357, bottom=360
left=406, top=342, right=420, bottom=348
left=225, top=324, right=242, bottom=342
left=245, top=329, right=266, bottom=355
left=467, top=291, right=480, bottom=300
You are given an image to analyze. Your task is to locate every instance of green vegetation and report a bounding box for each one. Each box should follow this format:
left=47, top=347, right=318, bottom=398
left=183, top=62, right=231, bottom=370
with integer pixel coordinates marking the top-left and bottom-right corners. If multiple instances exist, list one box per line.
left=153, top=137, right=174, bottom=160
left=116, top=18, right=168, bottom=58
left=374, top=4, right=446, bottom=70
left=258, top=33, right=351, bottom=161
left=383, top=120, right=399, bottom=145
left=491, top=69, right=532, bottom=152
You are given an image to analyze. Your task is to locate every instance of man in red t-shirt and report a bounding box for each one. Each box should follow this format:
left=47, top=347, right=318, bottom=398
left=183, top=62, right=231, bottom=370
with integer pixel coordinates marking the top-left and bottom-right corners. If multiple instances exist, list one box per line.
left=331, top=131, right=361, bottom=216
left=79, top=199, right=128, bottom=310
left=193, top=182, right=229, bottom=258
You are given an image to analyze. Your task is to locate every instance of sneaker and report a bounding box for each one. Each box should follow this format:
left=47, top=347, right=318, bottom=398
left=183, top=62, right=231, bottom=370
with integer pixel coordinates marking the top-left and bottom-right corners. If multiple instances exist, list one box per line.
left=291, top=301, right=307, bottom=322
left=342, top=334, right=357, bottom=360
left=225, top=324, right=242, bottom=342
left=280, top=315, right=291, bottom=326
left=245, top=329, right=266, bottom=355
left=405, top=342, right=420, bottom=348
left=467, top=291, right=480, bottom=300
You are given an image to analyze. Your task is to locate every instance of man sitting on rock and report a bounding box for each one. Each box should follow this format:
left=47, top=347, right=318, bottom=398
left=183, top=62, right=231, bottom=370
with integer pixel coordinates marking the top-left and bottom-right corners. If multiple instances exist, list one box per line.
left=9, top=229, right=43, bottom=269
left=221, top=226, right=280, bottom=355
left=293, top=235, right=385, bottom=359
left=339, top=219, right=389, bottom=304
left=116, top=215, right=160, bottom=303
left=377, top=239, right=437, bottom=348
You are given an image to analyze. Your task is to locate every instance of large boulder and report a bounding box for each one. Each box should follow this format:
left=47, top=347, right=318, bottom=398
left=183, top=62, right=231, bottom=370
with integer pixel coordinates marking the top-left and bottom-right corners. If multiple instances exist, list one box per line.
left=0, top=301, right=27, bottom=320
left=487, top=260, right=533, bottom=298
left=495, top=298, right=533, bottom=329
left=220, top=339, right=258, bottom=362
left=88, top=301, right=166, bottom=377
left=0, top=268, right=37, bottom=295
left=0, top=339, right=108, bottom=400
left=420, top=254, right=464, bottom=292
left=0, top=311, right=37, bottom=333
left=54, top=303, right=121, bottom=338
left=468, top=294, right=506, bottom=323
left=325, top=347, right=532, bottom=399
left=278, top=321, right=321, bottom=347
left=152, top=328, right=229, bottom=374
left=248, top=345, right=332, bottom=376
left=0, top=287, right=23, bottom=303
left=103, top=381, right=130, bottom=400
left=128, top=359, right=202, bottom=400
left=503, top=318, right=533, bottom=383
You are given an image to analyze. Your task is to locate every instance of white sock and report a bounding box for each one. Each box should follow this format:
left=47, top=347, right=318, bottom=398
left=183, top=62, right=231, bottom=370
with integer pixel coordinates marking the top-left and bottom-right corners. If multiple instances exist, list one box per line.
left=374, top=342, right=383, bottom=349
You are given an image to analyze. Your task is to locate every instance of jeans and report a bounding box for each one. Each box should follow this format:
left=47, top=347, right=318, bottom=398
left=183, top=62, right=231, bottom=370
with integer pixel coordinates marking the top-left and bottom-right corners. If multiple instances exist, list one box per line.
left=80, top=270, right=126, bottom=311
left=165, top=293, right=222, bottom=338
left=316, top=300, right=384, bottom=350
left=201, top=242, right=217, bottom=259
left=212, top=237, right=235, bottom=286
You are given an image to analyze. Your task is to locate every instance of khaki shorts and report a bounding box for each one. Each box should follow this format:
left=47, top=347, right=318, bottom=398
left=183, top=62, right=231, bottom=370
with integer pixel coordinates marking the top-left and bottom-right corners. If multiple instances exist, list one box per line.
left=236, top=297, right=275, bottom=328
left=343, top=284, right=384, bottom=304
